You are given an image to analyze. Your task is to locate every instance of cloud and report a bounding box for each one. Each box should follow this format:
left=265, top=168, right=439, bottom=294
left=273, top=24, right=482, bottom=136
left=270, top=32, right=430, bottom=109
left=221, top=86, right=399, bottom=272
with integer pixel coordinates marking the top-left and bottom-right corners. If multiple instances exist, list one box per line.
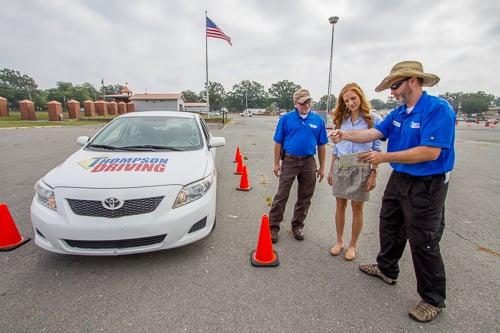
left=0, top=0, right=498, bottom=101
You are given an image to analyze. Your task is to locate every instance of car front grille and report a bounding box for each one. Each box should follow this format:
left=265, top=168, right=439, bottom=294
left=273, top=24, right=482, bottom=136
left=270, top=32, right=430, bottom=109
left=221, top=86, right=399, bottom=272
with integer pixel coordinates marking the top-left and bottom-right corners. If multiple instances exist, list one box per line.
left=67, top=196, right=164, bottom=218
left=64, top=234, right=167, bottom=249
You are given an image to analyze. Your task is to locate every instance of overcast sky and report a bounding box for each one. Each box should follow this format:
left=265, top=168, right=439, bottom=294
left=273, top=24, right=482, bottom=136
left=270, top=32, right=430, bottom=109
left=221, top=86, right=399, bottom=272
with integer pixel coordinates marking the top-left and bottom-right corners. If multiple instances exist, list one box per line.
left=1, top=0, right=499, bottom=101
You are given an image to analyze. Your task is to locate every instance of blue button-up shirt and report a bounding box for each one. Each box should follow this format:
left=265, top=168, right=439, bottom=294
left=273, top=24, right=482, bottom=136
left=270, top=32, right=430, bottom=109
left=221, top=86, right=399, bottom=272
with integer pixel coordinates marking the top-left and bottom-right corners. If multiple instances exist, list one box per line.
left=274, top=109, right=328, bottom=156
left=375, top=91, right=455, bottom=176
left=333, top=112, right=382, bottom=156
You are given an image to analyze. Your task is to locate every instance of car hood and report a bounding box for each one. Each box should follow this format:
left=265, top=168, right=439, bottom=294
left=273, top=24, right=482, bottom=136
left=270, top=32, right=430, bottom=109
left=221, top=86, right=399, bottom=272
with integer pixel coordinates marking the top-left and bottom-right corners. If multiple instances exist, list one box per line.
left=44, top=148, right=210, bottom=189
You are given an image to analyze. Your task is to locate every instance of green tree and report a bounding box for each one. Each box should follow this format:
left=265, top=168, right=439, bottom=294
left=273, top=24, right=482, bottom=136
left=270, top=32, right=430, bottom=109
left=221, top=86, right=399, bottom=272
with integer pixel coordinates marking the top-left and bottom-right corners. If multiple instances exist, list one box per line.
left=461, top=91, right=494, bottom=114
left=199, top=81, right=226, bottom=111
left=268, top=80, right=301, bottom=111
left=370, top=98, right=385, bottom=110
left=495, top=97, right=500, bottom=106
left=102, top=84, right=124, bottom=95
left=440, top=91, right=494, bottom=114
left=0, top=68, right=39, bottom=108
left=182, top=90, right=201, bottom=102
left=315, top=94, right=337, bottom=111
left=385, top=96, right=399, bottom=109
left=226, top=80, right=268, bottom=112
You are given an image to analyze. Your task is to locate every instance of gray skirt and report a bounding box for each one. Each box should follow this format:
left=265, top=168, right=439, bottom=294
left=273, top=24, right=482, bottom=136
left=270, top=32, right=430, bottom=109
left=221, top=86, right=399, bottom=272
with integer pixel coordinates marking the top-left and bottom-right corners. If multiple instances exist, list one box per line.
left=332, top=153, right=371, bottom=202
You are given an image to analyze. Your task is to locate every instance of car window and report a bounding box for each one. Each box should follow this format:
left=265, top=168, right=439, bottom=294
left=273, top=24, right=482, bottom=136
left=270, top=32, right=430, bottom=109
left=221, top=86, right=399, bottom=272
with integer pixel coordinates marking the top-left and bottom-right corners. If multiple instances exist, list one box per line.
left=199, top=118, right=211, bottom=141
left=89, top=116, right=203, bottom=151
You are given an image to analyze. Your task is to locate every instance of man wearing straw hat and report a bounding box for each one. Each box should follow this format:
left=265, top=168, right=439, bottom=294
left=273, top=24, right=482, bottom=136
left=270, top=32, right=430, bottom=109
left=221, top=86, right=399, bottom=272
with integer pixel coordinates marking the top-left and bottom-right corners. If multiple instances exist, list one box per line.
left=330, top=61, right=455, bottom=322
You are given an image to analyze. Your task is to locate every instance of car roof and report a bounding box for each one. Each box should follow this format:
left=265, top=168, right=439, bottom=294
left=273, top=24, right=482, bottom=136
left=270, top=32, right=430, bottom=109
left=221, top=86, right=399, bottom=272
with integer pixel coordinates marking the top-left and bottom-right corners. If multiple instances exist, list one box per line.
left=118, top=111, right=198, bottom=119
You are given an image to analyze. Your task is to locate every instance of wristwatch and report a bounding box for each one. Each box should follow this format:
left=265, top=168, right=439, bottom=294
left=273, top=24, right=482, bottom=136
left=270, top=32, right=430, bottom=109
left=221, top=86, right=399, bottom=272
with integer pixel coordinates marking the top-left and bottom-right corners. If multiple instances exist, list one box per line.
left=370, top=168, right=377, bottom=174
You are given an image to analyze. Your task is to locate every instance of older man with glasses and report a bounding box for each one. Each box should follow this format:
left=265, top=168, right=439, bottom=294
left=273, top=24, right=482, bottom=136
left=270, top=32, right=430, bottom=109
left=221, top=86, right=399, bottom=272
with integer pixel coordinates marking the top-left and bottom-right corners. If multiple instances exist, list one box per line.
left=330, top=61, right=456, bottom=322
left=269, top=88, right=328, bottom=243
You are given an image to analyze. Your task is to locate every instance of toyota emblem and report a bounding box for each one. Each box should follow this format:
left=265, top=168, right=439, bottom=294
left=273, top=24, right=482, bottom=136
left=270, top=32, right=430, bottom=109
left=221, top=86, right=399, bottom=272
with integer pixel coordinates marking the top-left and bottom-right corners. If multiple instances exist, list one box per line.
left=102, top=197, right=123, bottom=210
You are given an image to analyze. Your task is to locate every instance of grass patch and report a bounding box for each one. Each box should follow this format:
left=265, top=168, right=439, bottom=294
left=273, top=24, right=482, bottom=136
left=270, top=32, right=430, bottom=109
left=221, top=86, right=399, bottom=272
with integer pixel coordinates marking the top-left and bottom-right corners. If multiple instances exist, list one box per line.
left=0, top=111, right=114, bottom=128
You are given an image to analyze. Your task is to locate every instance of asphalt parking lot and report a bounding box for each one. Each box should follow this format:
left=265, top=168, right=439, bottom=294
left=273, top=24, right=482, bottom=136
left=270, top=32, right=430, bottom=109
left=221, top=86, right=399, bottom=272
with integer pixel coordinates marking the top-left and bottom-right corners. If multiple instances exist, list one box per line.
left=0, top=117, right=498, bottom=332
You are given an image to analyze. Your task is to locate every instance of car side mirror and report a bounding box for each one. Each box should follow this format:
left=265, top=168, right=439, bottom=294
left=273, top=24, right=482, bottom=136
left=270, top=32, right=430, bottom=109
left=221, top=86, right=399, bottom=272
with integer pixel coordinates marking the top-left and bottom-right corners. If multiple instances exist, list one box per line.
left=209, top=136, right=225, bottom=148
left=77, top=136, right=90, bottom=146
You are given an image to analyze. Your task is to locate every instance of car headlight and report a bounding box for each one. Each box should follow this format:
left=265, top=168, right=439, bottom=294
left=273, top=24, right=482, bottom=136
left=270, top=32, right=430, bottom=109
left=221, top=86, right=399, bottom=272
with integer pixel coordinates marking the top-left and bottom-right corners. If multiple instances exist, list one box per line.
left=35, top=180, right=57, bottom=211
left=173, top=173, right=213, bottom=208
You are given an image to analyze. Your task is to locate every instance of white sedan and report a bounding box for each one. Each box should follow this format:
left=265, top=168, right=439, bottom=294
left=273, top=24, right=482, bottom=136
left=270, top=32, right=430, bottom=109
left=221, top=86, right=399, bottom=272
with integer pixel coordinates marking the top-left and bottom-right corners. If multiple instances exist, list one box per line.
left=30, top=111, right=225, bottom=255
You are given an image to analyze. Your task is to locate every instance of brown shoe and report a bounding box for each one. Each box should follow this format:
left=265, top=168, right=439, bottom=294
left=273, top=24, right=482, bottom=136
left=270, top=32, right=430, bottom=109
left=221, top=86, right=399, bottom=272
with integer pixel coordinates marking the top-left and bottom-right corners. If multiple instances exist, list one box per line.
left=270, top=227, right=279, bottom=243
left=292, top=226, right=304, bottom=240
left=408, top=300, right=443, bottom=322
left=359, top=263, right=397, bottom=285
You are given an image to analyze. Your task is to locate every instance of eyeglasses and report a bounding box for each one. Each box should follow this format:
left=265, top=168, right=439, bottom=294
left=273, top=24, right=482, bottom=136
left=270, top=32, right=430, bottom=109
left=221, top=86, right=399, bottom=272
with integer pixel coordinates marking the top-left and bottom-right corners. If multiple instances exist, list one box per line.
left=297, top=99, right=312, bottom=106
left=390, top=77, right=411, bottom=90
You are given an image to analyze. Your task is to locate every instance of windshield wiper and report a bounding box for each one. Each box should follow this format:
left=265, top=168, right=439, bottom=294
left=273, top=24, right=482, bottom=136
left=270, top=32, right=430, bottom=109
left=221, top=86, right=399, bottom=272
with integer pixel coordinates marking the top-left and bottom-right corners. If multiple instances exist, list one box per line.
left=87, top=144, right=120, bottom=150
left=119, top=145, right=184, bottom=151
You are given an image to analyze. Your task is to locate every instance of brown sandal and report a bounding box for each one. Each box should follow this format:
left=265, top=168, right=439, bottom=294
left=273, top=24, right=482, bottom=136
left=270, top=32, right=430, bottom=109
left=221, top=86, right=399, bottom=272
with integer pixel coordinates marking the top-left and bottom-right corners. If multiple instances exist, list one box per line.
left=359, top=263, right=397, bottom=285
left=408, top=300, right=442, bottom=322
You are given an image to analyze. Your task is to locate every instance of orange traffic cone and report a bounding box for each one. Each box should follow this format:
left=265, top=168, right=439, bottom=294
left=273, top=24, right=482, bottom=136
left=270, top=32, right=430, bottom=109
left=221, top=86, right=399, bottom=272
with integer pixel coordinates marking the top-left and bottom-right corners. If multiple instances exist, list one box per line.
left=237, top=165, right=252, bottom=191
left=234, top=154, right=244, bottom=175
left=233, top=146, right=241, bottom=163
left=251, top=215, right=279, bottom=267
left=0, top=203, right=31, bottom=251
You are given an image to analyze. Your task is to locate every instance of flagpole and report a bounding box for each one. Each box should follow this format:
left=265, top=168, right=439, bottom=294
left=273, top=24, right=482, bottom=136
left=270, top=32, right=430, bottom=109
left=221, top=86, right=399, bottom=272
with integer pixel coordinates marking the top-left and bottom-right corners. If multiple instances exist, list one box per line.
left=205, top=11, right=210, bottom=118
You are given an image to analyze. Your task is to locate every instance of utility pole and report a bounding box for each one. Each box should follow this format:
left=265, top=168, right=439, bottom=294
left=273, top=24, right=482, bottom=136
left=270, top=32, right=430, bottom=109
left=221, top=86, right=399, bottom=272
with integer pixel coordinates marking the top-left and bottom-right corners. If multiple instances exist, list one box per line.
left=326, top=16, right=339, bottom=115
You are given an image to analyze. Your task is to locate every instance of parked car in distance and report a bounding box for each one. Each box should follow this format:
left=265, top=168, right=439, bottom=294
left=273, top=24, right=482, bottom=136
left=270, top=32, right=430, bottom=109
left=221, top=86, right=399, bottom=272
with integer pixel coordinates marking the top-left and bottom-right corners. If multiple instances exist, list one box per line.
left=465, top=117, right=476, bottom=122
left=240, top=110, right=252, bottom=117
left=31, top=111, right=225, bottom=255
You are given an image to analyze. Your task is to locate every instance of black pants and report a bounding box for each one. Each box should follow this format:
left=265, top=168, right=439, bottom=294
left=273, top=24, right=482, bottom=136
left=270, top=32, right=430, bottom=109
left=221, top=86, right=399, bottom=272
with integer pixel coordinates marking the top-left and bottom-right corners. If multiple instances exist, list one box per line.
left=269, top=156, right=317, bottom=230
left=377, top=171, right=448, bottom=307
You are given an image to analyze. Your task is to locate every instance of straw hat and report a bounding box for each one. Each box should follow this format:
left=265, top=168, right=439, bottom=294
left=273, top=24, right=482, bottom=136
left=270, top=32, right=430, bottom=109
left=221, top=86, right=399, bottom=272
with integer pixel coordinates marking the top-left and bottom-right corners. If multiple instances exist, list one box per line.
left=375, top=61, right=440, bottom=92
left=293, top=88, right=312, bottom=103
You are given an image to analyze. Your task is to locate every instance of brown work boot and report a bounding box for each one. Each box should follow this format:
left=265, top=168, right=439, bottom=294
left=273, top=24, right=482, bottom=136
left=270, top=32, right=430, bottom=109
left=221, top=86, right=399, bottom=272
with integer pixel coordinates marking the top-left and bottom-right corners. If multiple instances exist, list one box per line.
left=292, top=226, right=304, bottom=240
left=408, top=300, right=443, bottom=322
left=270, top=227, right=279, bottom=243
left=359, top=263, right=397, bottom=285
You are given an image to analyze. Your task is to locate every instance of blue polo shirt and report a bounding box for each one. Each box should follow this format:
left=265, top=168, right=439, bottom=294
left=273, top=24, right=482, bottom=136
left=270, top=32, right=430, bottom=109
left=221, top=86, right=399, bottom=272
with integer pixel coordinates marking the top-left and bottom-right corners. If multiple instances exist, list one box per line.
left=274, top=109, right=328, bottom=156
left=375, top=92, right=455, bottom=176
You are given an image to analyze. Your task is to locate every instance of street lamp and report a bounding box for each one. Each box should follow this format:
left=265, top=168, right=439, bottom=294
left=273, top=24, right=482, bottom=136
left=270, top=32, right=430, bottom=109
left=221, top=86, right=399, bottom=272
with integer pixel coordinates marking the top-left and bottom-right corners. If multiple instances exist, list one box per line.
left=326, top=16, right=339, bottom=115
left=245, top=90, right=248, bottom=112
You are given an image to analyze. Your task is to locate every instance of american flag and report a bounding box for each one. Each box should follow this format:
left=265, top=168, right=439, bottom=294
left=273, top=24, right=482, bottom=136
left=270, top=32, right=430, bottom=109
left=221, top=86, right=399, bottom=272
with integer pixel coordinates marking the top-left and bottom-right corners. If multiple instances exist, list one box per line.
left=206, top=17, right=232, bottom=45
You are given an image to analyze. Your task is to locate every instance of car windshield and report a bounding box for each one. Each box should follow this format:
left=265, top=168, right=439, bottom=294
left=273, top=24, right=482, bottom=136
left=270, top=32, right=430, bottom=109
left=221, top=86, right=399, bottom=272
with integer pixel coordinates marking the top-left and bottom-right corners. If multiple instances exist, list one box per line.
left=87, top=116, right=203, bottom=151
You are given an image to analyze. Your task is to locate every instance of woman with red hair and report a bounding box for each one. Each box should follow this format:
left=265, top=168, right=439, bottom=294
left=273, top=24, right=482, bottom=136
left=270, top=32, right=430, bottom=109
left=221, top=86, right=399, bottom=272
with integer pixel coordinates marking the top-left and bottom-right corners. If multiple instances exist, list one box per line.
left=327, top=83, right=382, bottom=260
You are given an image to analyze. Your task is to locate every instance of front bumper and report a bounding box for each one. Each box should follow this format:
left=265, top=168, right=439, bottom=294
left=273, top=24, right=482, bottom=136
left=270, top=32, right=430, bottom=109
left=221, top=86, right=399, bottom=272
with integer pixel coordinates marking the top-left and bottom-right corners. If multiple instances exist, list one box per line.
left=30, top=183, right=216, bottom=255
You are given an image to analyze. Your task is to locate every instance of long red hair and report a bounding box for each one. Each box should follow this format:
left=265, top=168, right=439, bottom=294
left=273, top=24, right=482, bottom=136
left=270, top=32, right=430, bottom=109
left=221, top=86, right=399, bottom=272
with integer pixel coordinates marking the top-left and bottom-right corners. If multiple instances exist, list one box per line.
left=333, top=83, right=373, bottom=129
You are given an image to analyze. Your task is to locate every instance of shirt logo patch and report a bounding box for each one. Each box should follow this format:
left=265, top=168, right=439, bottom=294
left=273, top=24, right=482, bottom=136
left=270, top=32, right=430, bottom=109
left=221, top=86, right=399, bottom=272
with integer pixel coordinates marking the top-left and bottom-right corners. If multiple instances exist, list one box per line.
left=410, top=122, right=420, bottom=129
left=392, top=120, right=401, bottom=128
left=309, top=124, right=317, bottom=129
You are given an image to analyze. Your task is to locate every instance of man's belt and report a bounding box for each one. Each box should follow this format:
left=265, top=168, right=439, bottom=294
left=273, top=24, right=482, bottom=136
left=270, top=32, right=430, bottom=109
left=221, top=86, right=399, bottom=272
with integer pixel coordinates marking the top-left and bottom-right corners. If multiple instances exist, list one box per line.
left=285, top=153, right=313, bottom=160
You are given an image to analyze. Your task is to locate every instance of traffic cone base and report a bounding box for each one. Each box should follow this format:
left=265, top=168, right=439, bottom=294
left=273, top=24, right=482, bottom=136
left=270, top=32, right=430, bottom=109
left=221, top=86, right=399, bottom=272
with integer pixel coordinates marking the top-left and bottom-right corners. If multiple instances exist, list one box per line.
left=237, top=185, right=252, bottom=191
left=0, top=203, right=31, bottom=251
left=250, top=214, right=279, bottom=267
left=251, top=250, right=279, bottom=267
left=0, top=237, right=31, bottom=251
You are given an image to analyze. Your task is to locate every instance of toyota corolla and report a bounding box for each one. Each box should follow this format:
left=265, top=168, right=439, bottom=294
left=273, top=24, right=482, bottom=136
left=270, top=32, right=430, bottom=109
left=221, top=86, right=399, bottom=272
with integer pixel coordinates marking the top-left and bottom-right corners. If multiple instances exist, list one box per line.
left=30, top=111, right=225, bottom=255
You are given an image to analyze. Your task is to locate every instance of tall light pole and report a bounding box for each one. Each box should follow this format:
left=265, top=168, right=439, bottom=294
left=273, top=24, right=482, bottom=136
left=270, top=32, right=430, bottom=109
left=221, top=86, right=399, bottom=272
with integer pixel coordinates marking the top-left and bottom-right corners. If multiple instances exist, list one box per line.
left=326, top=16, right=339, bottom=115
left=245, top=90, right=248, bottom=112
